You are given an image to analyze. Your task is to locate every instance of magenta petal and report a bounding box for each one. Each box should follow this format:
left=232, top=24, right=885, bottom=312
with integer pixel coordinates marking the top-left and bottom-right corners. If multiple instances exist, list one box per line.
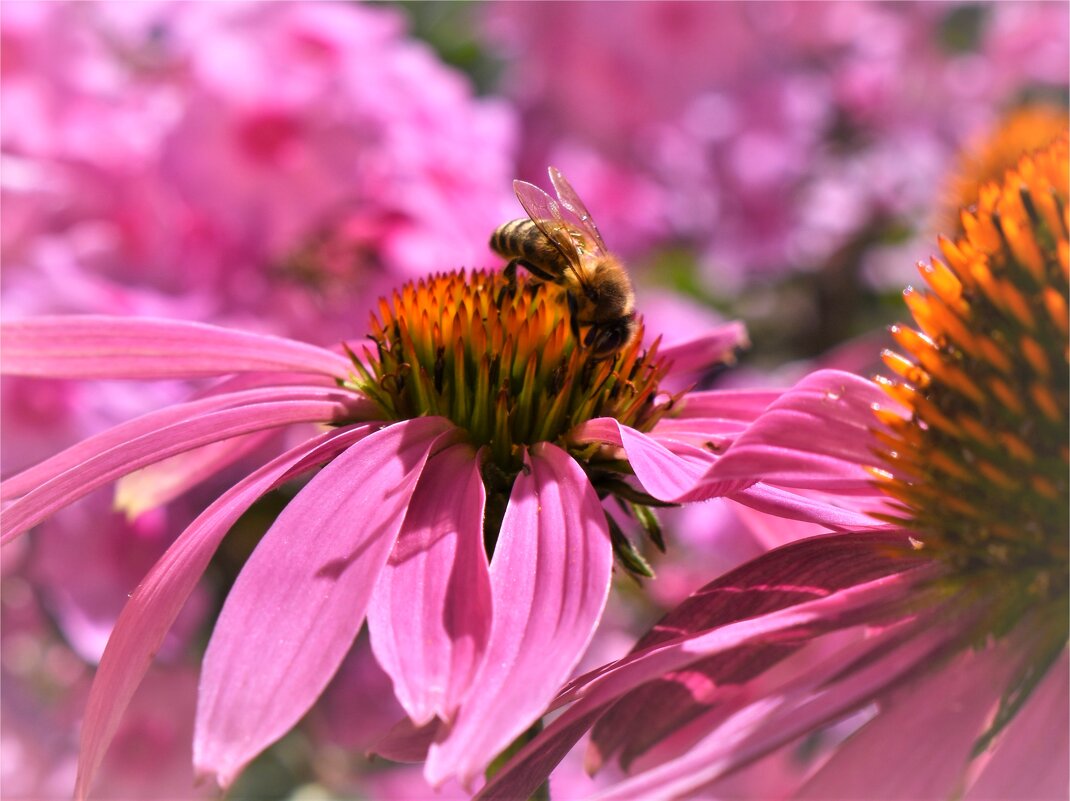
left=732, top=483, right=890, bottom=532
left=589, top=531, right=924, bottom=771
left=367, top=443, right=491, bottom=726
left=193, top=417, right=456, bottom=789
left=74, top=423, right=376, bottom=801
left=114, top=429, right=278, bottom=520
left=966, top=650, right=1069, bottom=800
left=0, top=316, right=353, bottom=379
left=671, top=388, right=782, bottom=421
left=370, top=717, right=441, bottom=764
left=572, top=418, right=747, bottom=501
left=1, top=385, right=316, bottom=502
left=478, top=560, right=934, bottom=801
left=657, top=322, right=749, bottom=376
left=696, top=370, right=897, bottom=491
left=796, top=644, right=1018, bottom=801
left=425, top=442, right=613, bottom=788
left=1, top=388, right=356, bottom=543
left=586, top=619, right=953, bottom=801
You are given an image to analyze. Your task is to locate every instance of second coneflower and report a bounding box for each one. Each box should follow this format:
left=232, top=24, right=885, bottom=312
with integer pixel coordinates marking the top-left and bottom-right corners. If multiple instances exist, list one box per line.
left=480, top=137, right=1069, bottom=801
left=1, top=252, right=854, bottom=796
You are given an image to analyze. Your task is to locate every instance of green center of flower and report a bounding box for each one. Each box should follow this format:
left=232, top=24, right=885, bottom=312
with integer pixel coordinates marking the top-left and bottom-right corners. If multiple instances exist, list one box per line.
left=873, top=138, right=1069, bottom=632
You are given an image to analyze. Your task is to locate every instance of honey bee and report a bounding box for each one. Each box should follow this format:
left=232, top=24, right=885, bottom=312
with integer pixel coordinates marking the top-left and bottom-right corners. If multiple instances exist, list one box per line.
left=490, top=166, right=636, bottom=357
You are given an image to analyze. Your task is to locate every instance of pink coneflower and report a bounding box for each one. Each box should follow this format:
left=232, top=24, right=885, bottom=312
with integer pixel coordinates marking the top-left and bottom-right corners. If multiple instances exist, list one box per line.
left=0, top=261, right=863, bottom=797
left=479, top=138, right=1069, bottom=800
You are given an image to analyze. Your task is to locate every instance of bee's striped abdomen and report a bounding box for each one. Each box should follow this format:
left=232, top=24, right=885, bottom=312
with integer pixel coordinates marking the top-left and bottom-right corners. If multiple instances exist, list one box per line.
left=490, top=218, right=539, bottom=260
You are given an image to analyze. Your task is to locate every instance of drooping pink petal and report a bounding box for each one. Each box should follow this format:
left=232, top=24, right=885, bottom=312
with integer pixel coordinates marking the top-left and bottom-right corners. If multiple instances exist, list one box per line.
left=589, top=531, right=925, bottom=772
left=75, top=423, right=378, bottom=801
left=794, top=643, right=1018, bottom=800
left=1, top=389, right=356, bottom=543
left=965, top=649, right=1069, bottom=801
left=193, top=416, right=457, bottom=790
left=370, top=717, right=441, bottom=764
left=657, top=321, right=749, bottom=376
left=114, top=429, right=279, bottom=520
left=477, top=562, right=936, bottom=801
left=732, top=483, right=891, bottom=532
left=571, top=418, right=749, bottom=501
left=2, top=386, right=300, bottom=501
left=586, top=619, right=955, bottom=801
left=425, top=442, right=613, bottom=789
left=0, top=316, right=353, bottom=379
left=694, top=369, right=903, bottom=492
left=671, top=388, right=782, bottom=421
left=367, top=443, right=491, bottom=726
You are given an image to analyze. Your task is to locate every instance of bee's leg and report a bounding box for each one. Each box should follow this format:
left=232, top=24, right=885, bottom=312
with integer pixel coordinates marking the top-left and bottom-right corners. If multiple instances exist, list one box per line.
left=566, top=292, right=581, bottom=340
left=497, top=259, right=522, bottom=305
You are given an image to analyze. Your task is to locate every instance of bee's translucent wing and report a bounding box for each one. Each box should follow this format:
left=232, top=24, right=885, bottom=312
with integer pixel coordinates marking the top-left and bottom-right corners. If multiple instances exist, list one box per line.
left=512, top=179, right=588, bottom=282
left=548, top=166, right=609, bottom=256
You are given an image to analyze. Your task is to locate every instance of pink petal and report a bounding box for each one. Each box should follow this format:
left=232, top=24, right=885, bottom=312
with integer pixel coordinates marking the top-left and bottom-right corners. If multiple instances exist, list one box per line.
left=2, top=385, right=309, bottom=501
left=589, top=531, right=925, bottom=771
left=370, top=717, right=441, bottom=764
left=1, top=387, right=356, bottom=543
left=658, top=322, right=749, bottom=376
left=965, top=650, right=1069, bottom=801
left=672, top=388, right=782, bottom=421
left=75, top=423, right=377, bottom=801
left=367, top=443, right=491, bottom=726
left=587, top=618, right=954, bottom=801
left=572, top=418, right=747, bottom=501
left=0, top=315, right=353, bottom=379
left=732, top=483, right=891, bottom=532
left=425, top=442, right=613, bottom=788
left=695, top=370, right=901, bottom=492
left=193, top=416, right=457, bottom=789
left=477, top=562, right=935, bottom=801
left=114, top=429, right=278, bottom=520
left=795, top=643, right=1018, bottom=800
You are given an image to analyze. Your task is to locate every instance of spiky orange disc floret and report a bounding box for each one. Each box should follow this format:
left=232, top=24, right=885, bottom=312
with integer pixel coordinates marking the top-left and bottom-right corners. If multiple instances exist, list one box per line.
left=874, top=137, right=1069, bottom=604
left=350, top=269, right=670, bottom=472
left=942, top=105, right=1070, bottom=233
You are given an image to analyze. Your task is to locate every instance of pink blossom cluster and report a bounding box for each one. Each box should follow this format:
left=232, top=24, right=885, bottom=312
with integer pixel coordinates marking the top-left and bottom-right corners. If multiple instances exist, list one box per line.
left=2, top=3, right=516, bottom=797
left=2, top=1, right=516, bottom=339
left=483, top=1, right=1069, bottom=289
